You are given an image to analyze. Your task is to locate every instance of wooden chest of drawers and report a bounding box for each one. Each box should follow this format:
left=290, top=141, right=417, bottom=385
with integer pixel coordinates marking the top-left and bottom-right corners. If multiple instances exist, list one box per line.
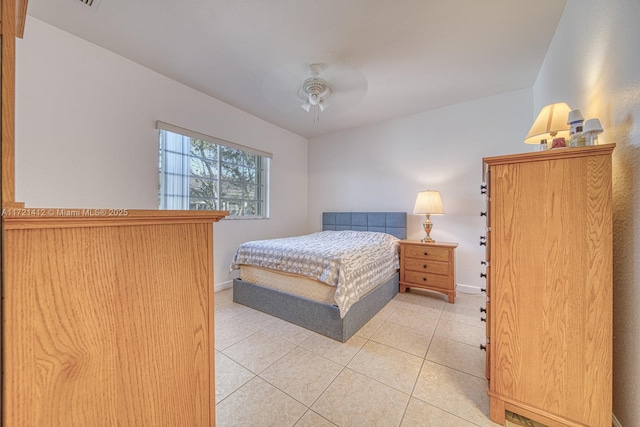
left=399, top=240, right=457, bottom=303
left=482, top=145, right=614, bottom=426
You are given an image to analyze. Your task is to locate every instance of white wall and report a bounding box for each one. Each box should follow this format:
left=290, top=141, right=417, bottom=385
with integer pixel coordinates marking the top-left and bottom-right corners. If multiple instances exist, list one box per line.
left=533, top=1, right=640, bottom=424
left=15, top=17, right=309, bottom=289
left=308, top=89, right=534, bottom=292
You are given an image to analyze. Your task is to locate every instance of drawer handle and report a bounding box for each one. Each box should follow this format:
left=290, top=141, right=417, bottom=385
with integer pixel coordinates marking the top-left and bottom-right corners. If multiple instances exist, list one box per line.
left=423, top=251, right=428, bottom=256
left=423, top=264, right=428, bottom=269
left=422, top=277, right=427, bottom=282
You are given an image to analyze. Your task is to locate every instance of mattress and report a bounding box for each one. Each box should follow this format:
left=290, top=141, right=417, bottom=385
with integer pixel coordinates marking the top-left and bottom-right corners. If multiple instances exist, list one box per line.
left=238, top=265, right=395, bottom=307
left=239, top=265, right=336, bottom=305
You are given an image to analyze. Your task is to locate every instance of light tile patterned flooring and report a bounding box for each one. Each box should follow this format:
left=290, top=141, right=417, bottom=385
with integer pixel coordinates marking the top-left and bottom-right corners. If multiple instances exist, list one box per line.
left=214, top=288, right=501, bottom=427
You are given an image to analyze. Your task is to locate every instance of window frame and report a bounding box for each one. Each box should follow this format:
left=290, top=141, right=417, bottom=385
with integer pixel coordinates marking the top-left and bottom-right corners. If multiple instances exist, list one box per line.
left=157, top=121, right=271, bottom=219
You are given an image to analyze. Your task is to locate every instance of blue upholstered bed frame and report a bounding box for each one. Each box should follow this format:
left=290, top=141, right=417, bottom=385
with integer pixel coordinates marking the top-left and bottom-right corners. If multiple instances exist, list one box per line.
left=321, top=212, right=407, bottom=239
left=232, top=212, right=406, bottom=342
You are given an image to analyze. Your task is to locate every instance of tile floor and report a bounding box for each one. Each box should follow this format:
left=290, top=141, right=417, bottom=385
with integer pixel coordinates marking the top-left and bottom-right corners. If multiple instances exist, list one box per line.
left=214, top=288, right=501, bottom=427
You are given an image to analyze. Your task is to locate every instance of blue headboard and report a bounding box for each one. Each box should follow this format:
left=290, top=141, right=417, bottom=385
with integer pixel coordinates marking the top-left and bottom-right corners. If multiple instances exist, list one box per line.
left=322, top=212, right=407, bottom=239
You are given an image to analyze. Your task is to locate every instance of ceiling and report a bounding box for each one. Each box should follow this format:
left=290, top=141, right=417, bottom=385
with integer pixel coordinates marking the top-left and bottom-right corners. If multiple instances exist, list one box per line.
left=26, top=0, right=566, bottom=138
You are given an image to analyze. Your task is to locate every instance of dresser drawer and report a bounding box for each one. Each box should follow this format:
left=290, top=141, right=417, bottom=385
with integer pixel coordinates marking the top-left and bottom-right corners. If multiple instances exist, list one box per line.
left=403, top=258, right=449, bottom=275
left=403, top=271, right=450, bottom=289
left=403, top=244, right=450, bottom=262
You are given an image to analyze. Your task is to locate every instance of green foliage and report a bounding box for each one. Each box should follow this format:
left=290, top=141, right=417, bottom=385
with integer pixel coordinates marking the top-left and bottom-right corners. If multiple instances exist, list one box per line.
left=187, top=138, right=263, bottom=215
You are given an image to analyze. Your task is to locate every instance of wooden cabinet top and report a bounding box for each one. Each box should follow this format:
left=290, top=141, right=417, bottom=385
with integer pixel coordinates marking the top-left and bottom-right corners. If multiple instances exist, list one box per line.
left=2, top=208, right=228, bottom=230
left=483, top=143, right=615, bottom=166
left=482, top=144, right=615, bottom=182
left=400, top=240, right=458, bottom=249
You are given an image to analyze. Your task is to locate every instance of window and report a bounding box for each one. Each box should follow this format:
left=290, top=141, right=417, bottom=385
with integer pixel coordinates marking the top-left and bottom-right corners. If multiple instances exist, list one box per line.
left=157, top=122, right=271, bottom=218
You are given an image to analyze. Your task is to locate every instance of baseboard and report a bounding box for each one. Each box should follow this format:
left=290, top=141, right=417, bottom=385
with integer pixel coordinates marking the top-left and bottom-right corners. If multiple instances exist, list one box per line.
left=214, top=280, right=233, bottom=292
left=456, top=283, right=483, bottom=294
left=612, top=413, right=622, bottom=427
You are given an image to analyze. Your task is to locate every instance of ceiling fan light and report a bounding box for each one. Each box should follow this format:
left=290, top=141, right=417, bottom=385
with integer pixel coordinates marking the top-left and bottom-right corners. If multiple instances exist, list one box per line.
left=309, top=92, right=320, bottom=106
left=319, top=100, right=328, bottom=112
left=300, top=101, right=311, bottom=112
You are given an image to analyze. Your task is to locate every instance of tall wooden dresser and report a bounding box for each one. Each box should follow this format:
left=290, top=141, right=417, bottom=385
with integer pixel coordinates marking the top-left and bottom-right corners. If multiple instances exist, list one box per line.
left=1, top=2, right=227, bottom=425
left=481, top=145, right=614, bottom=427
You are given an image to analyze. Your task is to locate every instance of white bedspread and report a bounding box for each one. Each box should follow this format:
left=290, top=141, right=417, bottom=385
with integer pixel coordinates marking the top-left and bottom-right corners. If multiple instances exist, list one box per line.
left=230, top=230, right=400, bottom=318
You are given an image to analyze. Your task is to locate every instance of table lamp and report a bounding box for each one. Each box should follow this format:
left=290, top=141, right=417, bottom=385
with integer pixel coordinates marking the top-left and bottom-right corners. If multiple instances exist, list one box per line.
left=583, top=118, right=604, bottom=145
left=524, top=103, right=572, bottom=149
left=413, top=190, right=444, bottom=243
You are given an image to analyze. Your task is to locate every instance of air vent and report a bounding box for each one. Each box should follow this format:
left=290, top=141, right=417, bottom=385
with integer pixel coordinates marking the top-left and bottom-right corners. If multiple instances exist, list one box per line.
left=76, top=0, right=102, bottom=11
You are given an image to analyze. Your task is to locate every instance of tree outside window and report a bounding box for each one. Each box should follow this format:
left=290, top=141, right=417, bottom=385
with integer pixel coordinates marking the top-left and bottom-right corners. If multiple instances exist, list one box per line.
left=158, top=129, right=269, bottom=218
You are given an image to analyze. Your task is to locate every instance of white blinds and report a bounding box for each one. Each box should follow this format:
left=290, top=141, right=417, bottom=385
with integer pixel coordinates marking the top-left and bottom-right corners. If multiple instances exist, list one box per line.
left=156, top=121, right=273, bottom=159
left=159, top=130, right=190, bottom=209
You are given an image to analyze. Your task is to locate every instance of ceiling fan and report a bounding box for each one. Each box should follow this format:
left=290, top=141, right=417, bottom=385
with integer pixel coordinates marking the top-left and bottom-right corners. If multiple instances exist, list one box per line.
left=298, top=64, right=333, bottom=121
left=262, top=61, right=368, bottom=123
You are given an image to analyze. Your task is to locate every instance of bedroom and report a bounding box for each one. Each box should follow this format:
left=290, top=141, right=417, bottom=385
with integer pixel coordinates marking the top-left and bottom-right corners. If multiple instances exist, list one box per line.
left=5, top=0, right=639, bottom=426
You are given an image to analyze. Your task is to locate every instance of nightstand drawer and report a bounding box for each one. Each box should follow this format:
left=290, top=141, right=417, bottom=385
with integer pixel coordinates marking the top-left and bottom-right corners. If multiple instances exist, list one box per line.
left=403, top=244, right=450, bottom=262
left=403, top=258, right=449, bottom=275
left=403, top=271, right=450, bottom=289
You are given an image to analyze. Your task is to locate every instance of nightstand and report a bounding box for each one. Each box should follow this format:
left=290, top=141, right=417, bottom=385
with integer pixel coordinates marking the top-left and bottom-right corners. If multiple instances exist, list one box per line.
left=399, top=240, right=458, bottom=303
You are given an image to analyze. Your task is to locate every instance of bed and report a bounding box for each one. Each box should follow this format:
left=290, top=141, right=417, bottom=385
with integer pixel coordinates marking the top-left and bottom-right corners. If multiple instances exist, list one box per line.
left=231, top=212, right=406, bottom=342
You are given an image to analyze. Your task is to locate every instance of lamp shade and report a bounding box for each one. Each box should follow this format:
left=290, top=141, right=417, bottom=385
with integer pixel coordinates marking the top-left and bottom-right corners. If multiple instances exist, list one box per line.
left=567, top=109, right=584, bottom=125
left=524, top=103, right=572, bottom=144
left=583, top=118, right=603, bottom=134
left=413, top=190, right=444, bottom=215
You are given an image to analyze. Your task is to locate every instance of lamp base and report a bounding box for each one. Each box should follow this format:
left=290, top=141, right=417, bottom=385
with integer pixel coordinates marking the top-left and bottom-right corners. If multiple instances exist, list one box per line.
left=422, top=214, right=435, bottom=243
